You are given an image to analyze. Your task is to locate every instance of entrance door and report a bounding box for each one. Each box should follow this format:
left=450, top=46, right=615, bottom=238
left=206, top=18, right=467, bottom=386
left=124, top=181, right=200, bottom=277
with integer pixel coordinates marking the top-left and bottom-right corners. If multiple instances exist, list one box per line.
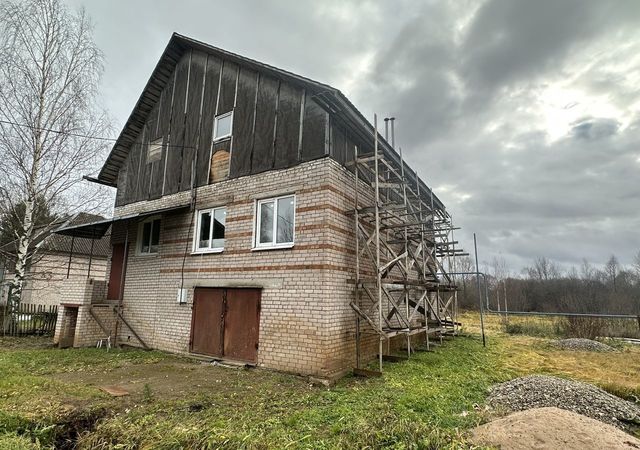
left=190, top=288, right=261, bottom=363
left=107, top=244, right=128, bottom=300
left=190, top=288, right=224, bottom=356
left=224, top=288, right=261, bottom=362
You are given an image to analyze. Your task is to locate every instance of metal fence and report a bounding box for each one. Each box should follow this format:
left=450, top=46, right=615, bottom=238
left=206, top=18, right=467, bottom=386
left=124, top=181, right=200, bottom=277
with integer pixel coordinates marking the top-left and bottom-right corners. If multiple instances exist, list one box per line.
left=1, top=302, right=58, bottom=336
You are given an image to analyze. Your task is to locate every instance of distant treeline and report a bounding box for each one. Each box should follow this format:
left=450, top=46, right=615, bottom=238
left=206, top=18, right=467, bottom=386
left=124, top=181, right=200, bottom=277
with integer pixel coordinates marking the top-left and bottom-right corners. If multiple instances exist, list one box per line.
left=456, top=254, right=640, bottom=315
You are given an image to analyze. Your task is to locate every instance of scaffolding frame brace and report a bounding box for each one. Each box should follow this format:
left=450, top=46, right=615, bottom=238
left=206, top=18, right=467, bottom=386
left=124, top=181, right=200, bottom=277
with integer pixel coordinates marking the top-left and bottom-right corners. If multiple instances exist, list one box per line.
left=351, top=114, right=465, bottom=374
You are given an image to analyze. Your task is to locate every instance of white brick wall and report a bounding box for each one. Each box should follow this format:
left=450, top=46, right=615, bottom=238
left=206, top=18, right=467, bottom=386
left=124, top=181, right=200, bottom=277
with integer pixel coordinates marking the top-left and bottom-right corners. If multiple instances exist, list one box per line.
left=69, top=157, right=415, bottom=378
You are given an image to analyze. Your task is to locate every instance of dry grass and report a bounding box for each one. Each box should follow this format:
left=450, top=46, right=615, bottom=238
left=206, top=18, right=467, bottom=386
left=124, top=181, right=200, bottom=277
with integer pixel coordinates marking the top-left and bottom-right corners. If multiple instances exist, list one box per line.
left=460, top=311, right=640, bottom=399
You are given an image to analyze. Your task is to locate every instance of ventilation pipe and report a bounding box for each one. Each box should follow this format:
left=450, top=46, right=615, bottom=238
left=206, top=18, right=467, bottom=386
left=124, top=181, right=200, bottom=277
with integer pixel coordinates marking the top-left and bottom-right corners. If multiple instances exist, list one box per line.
left=384, top=117, right=390, bottom=141
left=389, top=117, right=396, bottom=149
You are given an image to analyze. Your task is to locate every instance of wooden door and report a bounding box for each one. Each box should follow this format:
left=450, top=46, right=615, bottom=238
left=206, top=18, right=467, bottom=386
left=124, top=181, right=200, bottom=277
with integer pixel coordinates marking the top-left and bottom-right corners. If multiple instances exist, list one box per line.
left=190, top=288, right=261, bottom=363
left=190, top=288, right=225, bottom=357
left=224, top=288, right=261, bottom=363
left=107, top=244, right=128, bottom=300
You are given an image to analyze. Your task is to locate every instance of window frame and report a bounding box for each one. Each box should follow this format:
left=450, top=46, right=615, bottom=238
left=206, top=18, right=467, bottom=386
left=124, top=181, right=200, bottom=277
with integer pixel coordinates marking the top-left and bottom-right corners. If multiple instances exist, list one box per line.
left=254, top=194, right=296, bottom=250
left=147, top=137, right=163, bottom=163
left=137, top=216, right=161, bottom=256
left=213, top=111, right=233, bottom=142
left=192, top=206, right=227, bottom=254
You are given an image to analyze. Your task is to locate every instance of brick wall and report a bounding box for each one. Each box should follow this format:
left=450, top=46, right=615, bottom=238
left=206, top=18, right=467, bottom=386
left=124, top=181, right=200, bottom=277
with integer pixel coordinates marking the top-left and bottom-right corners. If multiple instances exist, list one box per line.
left=70, top=157, right=418, bottom=378
left=22, top=253, right=108, bottom=306
left=52, top=278, right=111, bottom=347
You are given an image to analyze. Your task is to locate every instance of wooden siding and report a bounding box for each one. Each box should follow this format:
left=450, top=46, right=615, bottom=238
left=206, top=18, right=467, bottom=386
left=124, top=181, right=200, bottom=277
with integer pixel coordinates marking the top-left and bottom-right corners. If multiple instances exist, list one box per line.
left=115, top=50, right=329, bottom=207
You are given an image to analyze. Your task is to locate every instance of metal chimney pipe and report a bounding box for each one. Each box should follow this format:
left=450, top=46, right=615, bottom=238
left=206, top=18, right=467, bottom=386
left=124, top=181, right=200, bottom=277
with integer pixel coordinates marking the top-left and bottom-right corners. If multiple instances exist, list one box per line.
left=390, top=117, right=396, bottom=149
left=384, top=117, right=389, bottom=141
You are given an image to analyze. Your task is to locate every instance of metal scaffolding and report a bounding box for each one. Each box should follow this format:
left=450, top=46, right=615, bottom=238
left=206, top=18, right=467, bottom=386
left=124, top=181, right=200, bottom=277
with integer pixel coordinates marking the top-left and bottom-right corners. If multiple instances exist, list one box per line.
left=351, top=114, right=466, bottom=374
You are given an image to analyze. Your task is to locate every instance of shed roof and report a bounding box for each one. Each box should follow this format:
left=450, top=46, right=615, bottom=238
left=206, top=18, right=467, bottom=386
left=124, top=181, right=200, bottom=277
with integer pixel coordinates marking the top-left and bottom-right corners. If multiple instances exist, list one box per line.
left=0, top=212, right=111, bottom=260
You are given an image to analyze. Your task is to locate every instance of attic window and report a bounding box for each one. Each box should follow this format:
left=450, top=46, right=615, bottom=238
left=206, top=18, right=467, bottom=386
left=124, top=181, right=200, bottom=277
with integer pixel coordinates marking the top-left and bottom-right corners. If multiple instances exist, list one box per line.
left=213, top=112, right=233, bottom=141
left=148, top=138, right=163, bottom=162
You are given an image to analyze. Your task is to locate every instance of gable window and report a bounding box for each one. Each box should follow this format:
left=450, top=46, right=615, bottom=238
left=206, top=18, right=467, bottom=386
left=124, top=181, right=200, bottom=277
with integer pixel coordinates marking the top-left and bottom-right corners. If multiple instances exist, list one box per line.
left=255, top=195, right=295, bottom=249
left=194, top=206, right=226, bottom=253
left=138, top=217, right=161, bottom=255
left=148, top=137, right=162, bottom=163
left=213, top=111, right=233, bottom=141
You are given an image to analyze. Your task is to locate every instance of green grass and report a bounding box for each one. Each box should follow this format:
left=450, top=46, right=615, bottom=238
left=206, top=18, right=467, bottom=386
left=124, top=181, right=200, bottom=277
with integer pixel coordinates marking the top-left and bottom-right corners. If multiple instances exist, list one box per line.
left=2, top=317, right=638, bottom=449
left=0, top=347, right=168, bottom=448
left=0, top=337, right=505, bottom=449
left=81, top=338, right=504, bottom=449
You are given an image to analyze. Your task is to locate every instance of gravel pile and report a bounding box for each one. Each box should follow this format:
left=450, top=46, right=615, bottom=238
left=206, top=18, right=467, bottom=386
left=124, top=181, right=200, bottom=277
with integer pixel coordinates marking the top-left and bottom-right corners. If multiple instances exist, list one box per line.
left=487, top=375, right=640, bottom=429
left=552, top=338, right=615, bottom=352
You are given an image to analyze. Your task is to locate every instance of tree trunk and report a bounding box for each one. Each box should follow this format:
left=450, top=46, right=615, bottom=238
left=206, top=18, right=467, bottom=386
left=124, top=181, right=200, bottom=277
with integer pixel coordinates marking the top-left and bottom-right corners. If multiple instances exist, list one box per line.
left=8, top=198, right=35, bottom=320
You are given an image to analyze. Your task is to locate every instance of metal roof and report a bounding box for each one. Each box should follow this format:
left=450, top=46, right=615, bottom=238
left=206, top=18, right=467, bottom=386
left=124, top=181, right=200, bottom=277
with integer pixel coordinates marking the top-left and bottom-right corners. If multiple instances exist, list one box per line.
left=0, top=213, right=111, bottom=258
left=54, top=204, right=189, bottom=239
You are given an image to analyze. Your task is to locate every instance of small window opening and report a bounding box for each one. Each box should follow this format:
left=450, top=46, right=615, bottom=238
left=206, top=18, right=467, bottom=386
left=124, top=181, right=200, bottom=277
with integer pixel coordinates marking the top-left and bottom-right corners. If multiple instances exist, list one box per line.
left=213, top=112, right=233, bottom=141
left=148, top=138, right=163, bottom=163
left=139, top=218, right=161, bottom=254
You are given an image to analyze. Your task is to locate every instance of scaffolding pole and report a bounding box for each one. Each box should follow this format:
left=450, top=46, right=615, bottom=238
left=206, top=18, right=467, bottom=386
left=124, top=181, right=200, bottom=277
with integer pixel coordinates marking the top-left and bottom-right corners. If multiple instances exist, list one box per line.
left=350, top=113, right=465, bottom=374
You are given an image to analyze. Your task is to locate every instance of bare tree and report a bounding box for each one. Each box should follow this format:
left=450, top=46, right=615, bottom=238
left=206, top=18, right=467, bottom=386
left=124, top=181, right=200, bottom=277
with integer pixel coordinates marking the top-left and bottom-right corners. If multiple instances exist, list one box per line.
left=633, top=250, right=640, bottom=282
left=0, top=0, right=110, bottom=318
left=605, top=254, right=619, bottom=292
left=526, top=256, right=561, bottom=281
left=580, top=258, right=595, bottom=281
left=490, top=256, right=507, bottom=310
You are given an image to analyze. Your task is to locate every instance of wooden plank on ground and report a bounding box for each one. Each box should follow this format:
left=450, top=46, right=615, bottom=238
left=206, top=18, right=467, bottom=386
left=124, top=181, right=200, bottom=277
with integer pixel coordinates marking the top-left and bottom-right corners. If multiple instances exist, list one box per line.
left=100, top=385, right=130, bottom=397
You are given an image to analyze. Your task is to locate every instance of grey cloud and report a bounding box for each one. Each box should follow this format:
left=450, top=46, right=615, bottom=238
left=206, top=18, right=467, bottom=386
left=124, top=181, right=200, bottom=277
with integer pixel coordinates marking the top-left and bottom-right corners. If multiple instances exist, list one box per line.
left=64, top=0, right=640, bottom=271
left=570, top=118, right=620, bottom=140
left=461, top=0, right=640, bottom=92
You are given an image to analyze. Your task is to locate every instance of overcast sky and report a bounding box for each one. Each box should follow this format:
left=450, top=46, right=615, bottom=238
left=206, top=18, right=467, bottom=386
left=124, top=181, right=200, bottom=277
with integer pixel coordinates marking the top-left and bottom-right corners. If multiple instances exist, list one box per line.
left=66, top=0, right=640, bottom=273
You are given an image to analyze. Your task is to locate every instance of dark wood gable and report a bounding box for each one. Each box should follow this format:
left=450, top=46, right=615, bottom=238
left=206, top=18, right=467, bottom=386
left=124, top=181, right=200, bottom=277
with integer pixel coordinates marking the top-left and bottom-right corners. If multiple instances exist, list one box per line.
left=114, top=49, right=328, bottom=207
left=105, top=34, right=447, bottom=212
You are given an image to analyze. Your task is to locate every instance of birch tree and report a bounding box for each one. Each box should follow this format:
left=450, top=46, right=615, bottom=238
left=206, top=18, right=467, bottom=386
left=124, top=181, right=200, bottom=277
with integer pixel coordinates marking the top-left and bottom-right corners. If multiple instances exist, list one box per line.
left=0, top=0, right=110, bottom=319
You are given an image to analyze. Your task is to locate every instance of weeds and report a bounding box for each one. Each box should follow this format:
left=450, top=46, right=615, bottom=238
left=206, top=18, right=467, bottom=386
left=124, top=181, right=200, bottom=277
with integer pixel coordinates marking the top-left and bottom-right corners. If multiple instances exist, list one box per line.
left=77, top=336, right=503, bottom=449
left=503, top=320, right=562, bottom=338
left=1, top=314, right=638, bottom=449
left=142, top=384, right=154, bottom=403
left=559, top=316, right=604, bottom=339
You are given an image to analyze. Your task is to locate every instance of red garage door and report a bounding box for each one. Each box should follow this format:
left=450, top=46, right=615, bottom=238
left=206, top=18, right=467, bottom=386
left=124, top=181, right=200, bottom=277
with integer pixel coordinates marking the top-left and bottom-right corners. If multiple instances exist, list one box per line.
left=190, top=288, right=261, bottom=363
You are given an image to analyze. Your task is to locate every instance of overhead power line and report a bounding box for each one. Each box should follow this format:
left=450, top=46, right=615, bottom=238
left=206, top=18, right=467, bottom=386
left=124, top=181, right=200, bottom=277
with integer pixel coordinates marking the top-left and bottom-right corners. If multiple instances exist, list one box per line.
left=0, top=119, right=118, bottom=142
left=0, top=119, right=199, bottom=149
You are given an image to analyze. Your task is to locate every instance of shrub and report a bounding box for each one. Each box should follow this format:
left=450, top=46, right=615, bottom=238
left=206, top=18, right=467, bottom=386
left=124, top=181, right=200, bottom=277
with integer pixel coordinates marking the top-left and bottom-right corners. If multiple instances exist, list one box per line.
left=559, top=317, right=604, bottom=340
left=503, top=318, right=561, bottom=337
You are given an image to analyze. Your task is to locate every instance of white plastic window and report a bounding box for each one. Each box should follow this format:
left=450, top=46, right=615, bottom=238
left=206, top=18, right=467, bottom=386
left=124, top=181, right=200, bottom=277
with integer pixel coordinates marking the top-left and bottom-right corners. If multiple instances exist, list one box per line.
left=255, top=195, right=295, bottom=248
left=213, top=112, right=233, bottom=141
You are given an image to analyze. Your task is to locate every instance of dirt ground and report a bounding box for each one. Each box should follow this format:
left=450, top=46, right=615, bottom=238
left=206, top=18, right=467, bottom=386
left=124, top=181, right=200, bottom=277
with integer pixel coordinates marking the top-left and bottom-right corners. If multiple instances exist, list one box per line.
left=472, top=407, right=640, bottom=450
left=51, top=356, right=314, bottom=403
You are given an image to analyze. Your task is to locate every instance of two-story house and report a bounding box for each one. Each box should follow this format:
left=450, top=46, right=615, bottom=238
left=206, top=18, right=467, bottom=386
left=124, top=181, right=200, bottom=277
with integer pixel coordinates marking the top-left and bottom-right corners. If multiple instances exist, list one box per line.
left=53, top=33, right=460, bottom=379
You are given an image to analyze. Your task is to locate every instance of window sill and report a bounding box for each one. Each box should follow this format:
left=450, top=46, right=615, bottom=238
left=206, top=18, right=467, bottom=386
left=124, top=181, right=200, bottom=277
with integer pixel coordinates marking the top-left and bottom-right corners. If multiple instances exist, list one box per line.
left=135, top=252, right=159, bottom=257
left=191, top=248, right=224, bottom=255
left=251, top=243, right=294, bottom=252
